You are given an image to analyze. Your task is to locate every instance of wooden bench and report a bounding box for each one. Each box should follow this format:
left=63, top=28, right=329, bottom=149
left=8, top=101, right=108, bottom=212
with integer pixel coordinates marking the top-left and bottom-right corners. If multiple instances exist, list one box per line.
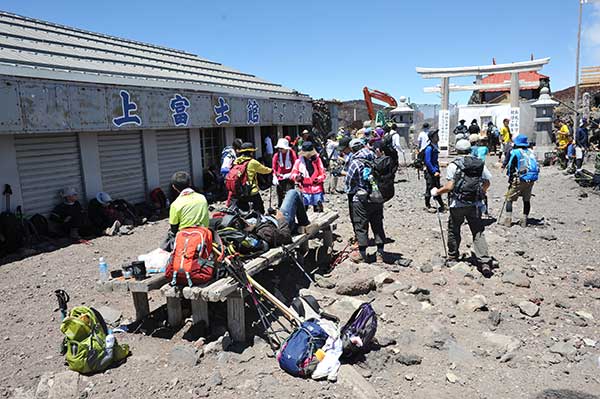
left=159, top=211, right=339, bottom=341
left=96, top=273, right=168, bottom=321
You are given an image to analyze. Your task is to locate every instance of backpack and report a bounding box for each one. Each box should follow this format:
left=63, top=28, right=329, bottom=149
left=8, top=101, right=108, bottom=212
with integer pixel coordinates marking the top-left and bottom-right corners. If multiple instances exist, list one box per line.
left=277, top=320, right=329, bottom=377
left=355, top=158, right=385, bottom=204
left=451, top=156, right=485, bottom=203
left=30, top=213, right=49, bottom=237
left=374, top=155, right=396, bottom=202
left=60, top=306, right=129, bottom=374
left=515, top=149, right=540, bottom=182
left=382, top=133, right=400, bottom=161
left=150, top=187, right=168, bottom=210
left=340, top=303, right=378, bottom=358
left=0, top=211, right=21, bottom=256
left=165, top=227, right=215, bottom=287
left=215, top=227, right=269, bottom=257
left=225, top=160, right=251, bottom=199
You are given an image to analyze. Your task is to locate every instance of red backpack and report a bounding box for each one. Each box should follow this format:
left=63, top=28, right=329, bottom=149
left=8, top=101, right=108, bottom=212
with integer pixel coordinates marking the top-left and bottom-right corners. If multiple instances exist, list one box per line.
left=225, top=160, right=251, bottom=199
left=165, top=227, right=215, bottom=287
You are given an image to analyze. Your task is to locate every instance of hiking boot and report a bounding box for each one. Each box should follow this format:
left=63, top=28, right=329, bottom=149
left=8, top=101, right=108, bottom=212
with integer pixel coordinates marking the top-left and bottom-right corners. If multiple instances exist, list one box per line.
left=425, top=207, right=437, bottom=214
left=298, top=223, right=320, bottom=236
left=501, top=212, right=512, bottom=227
left=105, top=220, right=121, bottom=236
left=350, top=250, right=367, bottom=264
left=519, top=215, right=528, bottom=228
left=438, top=206, right=447, bottom=213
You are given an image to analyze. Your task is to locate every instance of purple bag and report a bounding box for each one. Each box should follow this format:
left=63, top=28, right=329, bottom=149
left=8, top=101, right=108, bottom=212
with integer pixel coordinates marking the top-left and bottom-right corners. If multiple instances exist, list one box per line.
left=340, top=303, right=377, bottom=358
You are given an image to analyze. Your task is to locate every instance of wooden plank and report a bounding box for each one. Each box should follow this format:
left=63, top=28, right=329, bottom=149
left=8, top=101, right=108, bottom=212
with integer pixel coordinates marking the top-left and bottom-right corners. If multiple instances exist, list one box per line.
left=132, top=292, right=150, bottom=321
left=129, top=274, right=168, bottom=293
left=191, top=298, right=209, bottom=326
left=166, top=296, right=183, bottom=327
left=202, top=211, right=339, bottom=302
left=227, top=291, right=246, bottom=342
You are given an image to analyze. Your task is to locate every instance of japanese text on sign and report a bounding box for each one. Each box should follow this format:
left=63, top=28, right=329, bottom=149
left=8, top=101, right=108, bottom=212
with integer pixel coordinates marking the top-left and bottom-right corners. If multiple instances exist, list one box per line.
left=214, top=97, right=230, bottom=125
left=247, top=99, right=260, bottom=125
left=170, top=94, right=191, bottom=127
left=438, top=110, right=450, bottom=149
left=113, top=90, right=141, bottom=127
left=509, top=108, right=520, bottom=137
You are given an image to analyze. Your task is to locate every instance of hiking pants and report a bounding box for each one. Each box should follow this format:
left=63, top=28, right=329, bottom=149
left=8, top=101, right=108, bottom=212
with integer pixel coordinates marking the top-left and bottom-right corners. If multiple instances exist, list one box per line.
left=447, top=205, right=489, bottom=263
left=352, top=200, right=386, bottom=249
left=280, top=189, right=309, bottom=233
left=236, top=193, right=265, bottom=215
left=424, top=170, right=444, bottom=208
left=276, top=179, right=295, bottom=207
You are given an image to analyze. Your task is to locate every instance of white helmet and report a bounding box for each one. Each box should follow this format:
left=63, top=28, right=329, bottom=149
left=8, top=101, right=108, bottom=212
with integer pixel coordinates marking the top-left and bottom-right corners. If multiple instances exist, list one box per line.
left=455, top=139, right=471, bottom=153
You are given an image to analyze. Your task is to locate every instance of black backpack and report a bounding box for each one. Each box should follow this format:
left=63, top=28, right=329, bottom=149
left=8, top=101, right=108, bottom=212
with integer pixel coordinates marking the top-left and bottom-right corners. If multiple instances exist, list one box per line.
left=373, top=155, right=396, bottom=202
left=451, top=156, right=485, bottom=203
left=0, top=211, right=21, bottom=256
left=382, top=133, right=399, bottom=163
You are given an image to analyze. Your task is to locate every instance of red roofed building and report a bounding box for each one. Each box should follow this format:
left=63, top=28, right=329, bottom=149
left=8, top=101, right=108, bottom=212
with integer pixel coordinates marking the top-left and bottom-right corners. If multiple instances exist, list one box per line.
left=471, top=71, right=550, bottom=104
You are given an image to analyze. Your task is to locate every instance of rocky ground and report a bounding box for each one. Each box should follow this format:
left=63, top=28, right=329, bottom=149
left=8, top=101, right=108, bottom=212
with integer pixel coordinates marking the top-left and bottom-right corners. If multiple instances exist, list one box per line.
left=1, top=156, right=600, bottom=399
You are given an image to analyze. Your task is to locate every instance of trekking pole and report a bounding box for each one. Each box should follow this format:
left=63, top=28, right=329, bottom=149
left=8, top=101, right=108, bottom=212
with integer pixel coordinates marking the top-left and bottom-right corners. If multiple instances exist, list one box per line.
left=55, top=289, right=70, bottom=320
left=267, top=182, right=275, bottom=215
left=496, top=183, right=511, bottom=223
left=435, top=206, right=448, bottom=259
left=282, top=246, right=315, bottom=284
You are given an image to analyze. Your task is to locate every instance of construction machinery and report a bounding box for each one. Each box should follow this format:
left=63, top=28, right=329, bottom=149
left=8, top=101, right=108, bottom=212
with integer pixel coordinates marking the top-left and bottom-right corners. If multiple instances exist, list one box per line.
left=363, top=86, right=398, bottom=126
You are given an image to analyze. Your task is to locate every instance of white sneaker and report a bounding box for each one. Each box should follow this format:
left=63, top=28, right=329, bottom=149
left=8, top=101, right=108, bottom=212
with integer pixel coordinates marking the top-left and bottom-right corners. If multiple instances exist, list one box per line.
left=105, top=220, right=121, bottom=236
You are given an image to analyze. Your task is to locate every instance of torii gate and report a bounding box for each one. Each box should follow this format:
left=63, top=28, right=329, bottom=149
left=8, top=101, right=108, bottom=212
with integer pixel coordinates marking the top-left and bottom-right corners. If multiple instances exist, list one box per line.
left=416, top=58, right=550, bottom=156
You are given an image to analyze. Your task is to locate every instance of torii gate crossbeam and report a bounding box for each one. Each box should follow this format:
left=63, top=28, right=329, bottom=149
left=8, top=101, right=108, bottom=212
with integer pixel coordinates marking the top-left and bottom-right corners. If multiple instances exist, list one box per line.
left=416, top=58, right=550, bottom=156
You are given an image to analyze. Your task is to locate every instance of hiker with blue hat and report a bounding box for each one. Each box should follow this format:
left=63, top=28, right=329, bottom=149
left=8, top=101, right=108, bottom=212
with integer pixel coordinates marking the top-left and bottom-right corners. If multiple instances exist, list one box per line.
left=502, top=134, right=540, bottom=228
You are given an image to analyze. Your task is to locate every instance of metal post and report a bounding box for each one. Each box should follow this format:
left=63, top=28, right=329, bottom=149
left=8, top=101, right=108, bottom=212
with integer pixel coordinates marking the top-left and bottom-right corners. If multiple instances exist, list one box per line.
left=574, top=0, right=584, bottom=125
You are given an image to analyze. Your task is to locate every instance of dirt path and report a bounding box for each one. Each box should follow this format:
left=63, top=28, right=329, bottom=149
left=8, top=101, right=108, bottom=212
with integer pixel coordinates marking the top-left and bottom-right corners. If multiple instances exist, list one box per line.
left=1, top=159, right=599, bottom=399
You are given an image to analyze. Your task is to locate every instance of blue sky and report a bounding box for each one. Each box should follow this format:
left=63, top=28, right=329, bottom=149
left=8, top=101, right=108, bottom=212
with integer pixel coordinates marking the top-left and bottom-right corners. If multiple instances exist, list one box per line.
left=2, top=0, right=599, bottom=104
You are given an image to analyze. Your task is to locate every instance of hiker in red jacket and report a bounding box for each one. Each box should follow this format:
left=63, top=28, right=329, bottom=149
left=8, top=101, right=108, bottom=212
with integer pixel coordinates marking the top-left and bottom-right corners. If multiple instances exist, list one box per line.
left=290, top=141, right=326, bottom=212
left=272, top=138, right=298, bottom=207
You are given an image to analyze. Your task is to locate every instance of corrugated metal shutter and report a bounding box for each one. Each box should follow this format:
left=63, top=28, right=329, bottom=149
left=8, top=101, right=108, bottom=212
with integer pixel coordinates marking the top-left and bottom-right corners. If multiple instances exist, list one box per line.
left=98, top=131, right=146, bottom=204
left=15, top=133, right=84, bottom=216
left=156, top=130, right=191, bottom=193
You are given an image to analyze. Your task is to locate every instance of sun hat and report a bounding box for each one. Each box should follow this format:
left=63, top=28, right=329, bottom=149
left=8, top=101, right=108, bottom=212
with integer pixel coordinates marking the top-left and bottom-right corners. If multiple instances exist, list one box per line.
left=455, top=139, right=471, bottom=153
left=238, top=142, right=256, bottom=153
left=62, top=187, right=78, bottom=197
left=513, top=134, right=529, bottom=148
left=275, top=138, right=291, bottom=150
left=299, top=141, right=317, bottom=157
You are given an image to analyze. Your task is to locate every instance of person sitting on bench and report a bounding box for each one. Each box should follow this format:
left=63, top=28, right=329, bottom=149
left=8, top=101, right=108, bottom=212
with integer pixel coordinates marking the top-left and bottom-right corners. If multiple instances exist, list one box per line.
left=162, top=171, right=209, bottom=251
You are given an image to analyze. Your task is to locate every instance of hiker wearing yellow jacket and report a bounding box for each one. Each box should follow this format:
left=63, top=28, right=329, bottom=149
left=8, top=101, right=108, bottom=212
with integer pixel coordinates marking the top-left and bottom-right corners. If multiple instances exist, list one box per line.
left=554, top=119, right=571, bottom=169
left=232, top=142, right=272, bottom=214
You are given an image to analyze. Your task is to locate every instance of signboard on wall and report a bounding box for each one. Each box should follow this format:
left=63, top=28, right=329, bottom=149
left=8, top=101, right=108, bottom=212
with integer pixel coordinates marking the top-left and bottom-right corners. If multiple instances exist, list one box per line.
left=509, top=107, right=520, bottom=137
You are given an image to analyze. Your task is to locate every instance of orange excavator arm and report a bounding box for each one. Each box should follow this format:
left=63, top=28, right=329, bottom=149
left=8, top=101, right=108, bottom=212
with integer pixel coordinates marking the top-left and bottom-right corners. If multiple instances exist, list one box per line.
left=363, top=87, right=398, bottom=121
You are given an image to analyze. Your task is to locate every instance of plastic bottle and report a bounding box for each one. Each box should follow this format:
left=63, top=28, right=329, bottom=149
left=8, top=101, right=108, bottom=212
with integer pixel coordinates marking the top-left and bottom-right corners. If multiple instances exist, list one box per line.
left=99, top=333, right=115, bottom=368
left=98, top=257, right=109, bottom=282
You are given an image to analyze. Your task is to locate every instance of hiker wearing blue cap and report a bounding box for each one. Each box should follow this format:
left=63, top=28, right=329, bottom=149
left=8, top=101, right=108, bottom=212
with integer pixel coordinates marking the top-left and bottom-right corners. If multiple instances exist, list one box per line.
left=502, top=134, right=540, bottom=228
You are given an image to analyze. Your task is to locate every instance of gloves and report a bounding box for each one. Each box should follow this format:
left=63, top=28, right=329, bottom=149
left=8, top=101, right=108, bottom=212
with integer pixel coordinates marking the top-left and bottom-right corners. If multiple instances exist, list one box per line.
left=430, top=187, right=439, bottom=197
left=272, top=175, right=279, bottom=186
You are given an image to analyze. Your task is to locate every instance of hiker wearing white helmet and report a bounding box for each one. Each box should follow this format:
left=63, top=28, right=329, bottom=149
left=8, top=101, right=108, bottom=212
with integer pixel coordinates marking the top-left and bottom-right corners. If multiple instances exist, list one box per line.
left=272, top=138, right=298, bottom=206
left=431, top=139, right=494, bottom=277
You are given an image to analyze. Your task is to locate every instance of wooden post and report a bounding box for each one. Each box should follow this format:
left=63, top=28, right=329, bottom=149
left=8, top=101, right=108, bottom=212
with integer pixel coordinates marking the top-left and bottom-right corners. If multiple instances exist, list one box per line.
left=227, top=291, right=246, bottom=342
left=132, top=292, right=150, bottom=321
left=166, top=296, right=183, bottom=327
left=190, top=298, right=209, bottom=327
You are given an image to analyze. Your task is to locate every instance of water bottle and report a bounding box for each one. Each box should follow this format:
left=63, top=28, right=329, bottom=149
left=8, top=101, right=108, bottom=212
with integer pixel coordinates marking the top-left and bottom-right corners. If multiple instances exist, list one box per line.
left=98, top=257, right=109, bottom=282
left=99, top=333, right=115, bottom=368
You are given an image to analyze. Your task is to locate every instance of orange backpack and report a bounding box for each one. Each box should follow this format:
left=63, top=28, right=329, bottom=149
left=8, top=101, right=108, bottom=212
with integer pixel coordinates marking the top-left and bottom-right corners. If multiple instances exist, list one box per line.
left=165, top=227, right=215, bottom=287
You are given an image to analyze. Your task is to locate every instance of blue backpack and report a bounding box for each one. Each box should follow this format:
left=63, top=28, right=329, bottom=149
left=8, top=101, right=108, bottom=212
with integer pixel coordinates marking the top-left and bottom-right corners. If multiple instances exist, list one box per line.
left=340, top=303, right=378, bottom=358
left=277, top=320, right=329, bottom=377
left=515, top=149, right=539, bottom=182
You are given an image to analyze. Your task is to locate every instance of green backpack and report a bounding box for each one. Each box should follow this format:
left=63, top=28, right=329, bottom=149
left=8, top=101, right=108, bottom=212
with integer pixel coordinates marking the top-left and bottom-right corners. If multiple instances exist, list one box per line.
left=60, top=306, right=129, bottom=374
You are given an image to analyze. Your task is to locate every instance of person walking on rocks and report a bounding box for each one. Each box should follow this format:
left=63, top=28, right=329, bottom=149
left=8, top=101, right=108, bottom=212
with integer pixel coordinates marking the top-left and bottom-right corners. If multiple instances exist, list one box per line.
left=431, top=139, right=493, bottom=277
left=423, top=129, right=446, bottom=213
left=499, top=118, right=511, bottom=162
left=344, top=139, right=386, bottom=264
left=501, top=134, right=539, bottom=228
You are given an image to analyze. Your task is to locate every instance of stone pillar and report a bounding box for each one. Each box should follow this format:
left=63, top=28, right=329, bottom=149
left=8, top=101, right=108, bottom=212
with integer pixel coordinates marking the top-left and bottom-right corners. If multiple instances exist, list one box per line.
left=438, top=77, right=450, bottom=157
left=509, top=72, right=520, bottom=137
left=189, top=128, right=204, bottom=189
left=531, top=87, right=558, bottom=159
left=253, top=126, right=263, bottom=158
